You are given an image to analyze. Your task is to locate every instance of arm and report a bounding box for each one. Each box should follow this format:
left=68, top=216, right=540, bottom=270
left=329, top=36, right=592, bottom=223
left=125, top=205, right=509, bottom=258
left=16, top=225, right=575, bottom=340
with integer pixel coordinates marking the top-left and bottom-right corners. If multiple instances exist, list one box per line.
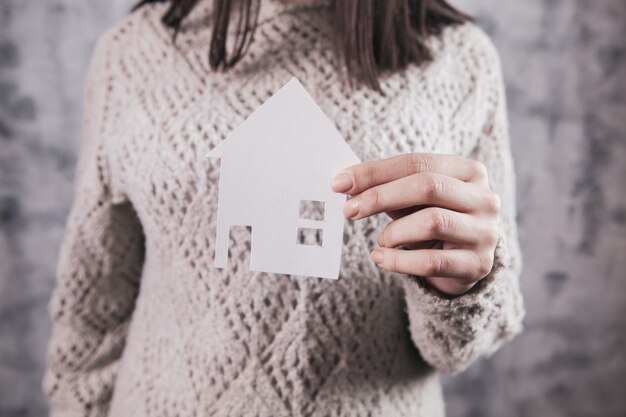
left=401, top=38, right=524, bottom=373
left=42, top=33, right=145, bottom=416
left=331, top=36, right=524, bottom=373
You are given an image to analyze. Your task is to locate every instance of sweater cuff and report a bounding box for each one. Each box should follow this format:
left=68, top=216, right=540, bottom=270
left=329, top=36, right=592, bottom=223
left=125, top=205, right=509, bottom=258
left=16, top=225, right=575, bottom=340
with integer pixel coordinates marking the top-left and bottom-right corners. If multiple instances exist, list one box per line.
left=401, top=234, right=525, bottom=372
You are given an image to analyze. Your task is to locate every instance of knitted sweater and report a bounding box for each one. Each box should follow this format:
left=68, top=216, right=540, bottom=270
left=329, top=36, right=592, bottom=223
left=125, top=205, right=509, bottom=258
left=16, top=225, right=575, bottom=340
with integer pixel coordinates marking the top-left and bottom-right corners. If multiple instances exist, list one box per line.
left=43, top=1, right=525, bottom=416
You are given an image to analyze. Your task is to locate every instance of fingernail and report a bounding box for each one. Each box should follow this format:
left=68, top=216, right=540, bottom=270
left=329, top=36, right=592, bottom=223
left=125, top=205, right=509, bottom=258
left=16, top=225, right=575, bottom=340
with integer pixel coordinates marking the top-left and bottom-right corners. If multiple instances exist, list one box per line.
left=343, top=199, right=359, bottom=218
left=370, top=249, right=383, bottom=264
left=331, top=172, right=353, bottom=193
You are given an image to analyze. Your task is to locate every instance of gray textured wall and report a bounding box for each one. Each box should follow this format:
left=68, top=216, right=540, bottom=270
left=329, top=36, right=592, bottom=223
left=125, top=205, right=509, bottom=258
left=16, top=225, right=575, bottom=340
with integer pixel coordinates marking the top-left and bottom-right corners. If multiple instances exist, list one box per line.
left=1, top=0, right=625, bottom=416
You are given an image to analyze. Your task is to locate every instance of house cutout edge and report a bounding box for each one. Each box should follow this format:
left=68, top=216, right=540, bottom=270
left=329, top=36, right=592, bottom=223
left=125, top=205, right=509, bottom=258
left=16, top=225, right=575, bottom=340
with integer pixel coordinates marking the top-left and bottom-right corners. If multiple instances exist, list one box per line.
left=205, top=77, right=361, bottom=279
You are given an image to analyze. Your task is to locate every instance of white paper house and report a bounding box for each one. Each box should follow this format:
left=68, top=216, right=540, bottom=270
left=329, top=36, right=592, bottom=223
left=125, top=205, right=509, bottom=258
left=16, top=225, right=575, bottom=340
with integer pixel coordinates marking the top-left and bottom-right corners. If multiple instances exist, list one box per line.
left=206, top=78, right=360, bottom=279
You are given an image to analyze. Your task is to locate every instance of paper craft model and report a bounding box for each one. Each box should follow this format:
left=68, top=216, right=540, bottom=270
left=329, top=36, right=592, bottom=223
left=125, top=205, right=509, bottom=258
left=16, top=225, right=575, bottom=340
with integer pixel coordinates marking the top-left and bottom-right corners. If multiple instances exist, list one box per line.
left=206, top=78, right=360, bottom=279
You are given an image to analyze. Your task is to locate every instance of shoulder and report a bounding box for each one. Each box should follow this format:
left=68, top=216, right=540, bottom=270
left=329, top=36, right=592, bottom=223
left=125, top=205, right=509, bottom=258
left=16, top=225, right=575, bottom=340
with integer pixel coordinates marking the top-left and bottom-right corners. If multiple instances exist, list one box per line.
left=88, top=2, right=171, bottom=77
left=81, top=3, right=171, bottom=142
left=429, top=22, right=505, bottom=90
left=428, top=22, right=507, bottom=108
left=409, top=23, right=507, bottom=150
left=435, top=22, right=502, bottom=71
left=100, top=2, right=169, bottom=44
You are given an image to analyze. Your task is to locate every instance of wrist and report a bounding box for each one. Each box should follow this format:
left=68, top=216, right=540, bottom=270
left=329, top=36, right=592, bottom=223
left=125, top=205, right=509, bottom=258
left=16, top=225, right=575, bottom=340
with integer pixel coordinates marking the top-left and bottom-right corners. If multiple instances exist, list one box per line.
left=423, top=276, right=478, bottom=298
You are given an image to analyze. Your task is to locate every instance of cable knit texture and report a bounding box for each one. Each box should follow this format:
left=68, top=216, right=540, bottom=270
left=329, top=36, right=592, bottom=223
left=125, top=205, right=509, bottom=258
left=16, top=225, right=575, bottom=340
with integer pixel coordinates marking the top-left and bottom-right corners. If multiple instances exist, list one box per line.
left=43, top=1, right=525, bottom=416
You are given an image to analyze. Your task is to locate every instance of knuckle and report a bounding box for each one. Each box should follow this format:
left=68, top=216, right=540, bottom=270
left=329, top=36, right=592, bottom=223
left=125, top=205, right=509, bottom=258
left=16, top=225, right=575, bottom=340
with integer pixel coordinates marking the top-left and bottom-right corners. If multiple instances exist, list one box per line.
left=427, top=209, right=448, bottom=235
left=471, top=160, right=489, bottom=180
left=444, top=212, right=458, bottom=232
left=425, top=254, right=448, bottom=277
left=486, top=224, right=500, bottom=246
left=409, top=153, right=432, bottom=174
left=386, top=251, right=399, bottom=272
left=485, top=191, right=501, bottom=213
left=493, top=193, right=502, bottom=212
left=425, top=174, right=446, bottom=200
left=476, top=251, right=495, bottom=278
left=364, top=187, right=384, bottom=213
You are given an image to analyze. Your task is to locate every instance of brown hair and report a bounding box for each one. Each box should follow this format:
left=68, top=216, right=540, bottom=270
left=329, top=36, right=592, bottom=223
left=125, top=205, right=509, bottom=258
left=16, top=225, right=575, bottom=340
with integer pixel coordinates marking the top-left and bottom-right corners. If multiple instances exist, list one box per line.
left=133, top=0, right=471, bottom=90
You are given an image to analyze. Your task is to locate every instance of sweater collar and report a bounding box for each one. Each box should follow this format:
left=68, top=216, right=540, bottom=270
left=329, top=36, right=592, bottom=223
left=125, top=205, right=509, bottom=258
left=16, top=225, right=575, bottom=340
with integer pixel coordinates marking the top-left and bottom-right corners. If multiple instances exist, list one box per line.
left=186, top=0, right=330, bottom=26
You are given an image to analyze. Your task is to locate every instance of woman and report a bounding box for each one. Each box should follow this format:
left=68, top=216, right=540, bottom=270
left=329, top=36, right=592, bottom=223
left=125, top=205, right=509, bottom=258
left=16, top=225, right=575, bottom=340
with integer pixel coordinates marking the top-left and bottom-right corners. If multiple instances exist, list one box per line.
left=43, top=0, right=525, bottom=415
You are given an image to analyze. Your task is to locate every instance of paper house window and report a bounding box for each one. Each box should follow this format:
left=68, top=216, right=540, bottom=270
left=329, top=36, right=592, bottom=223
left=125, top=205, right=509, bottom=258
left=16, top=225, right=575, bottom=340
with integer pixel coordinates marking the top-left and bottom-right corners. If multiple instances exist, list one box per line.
left=297, top=200, right=325, bottom=246
left=299, top=200, right=325, bottom=221
left=297, top=227, right=323, bottom=246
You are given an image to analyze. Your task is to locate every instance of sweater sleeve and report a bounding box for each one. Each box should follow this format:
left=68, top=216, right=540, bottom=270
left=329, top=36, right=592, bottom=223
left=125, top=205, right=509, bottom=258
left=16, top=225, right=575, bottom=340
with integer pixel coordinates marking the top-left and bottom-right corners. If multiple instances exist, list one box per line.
left=402, top=33, right=525, bottom=373
left=42, top=33, right=145, bottom=416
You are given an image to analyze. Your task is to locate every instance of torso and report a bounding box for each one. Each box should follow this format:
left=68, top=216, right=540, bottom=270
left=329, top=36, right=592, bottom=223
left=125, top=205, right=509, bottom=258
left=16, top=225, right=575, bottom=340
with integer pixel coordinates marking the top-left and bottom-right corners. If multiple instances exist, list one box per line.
left=102, top=2, right=489, bottom=414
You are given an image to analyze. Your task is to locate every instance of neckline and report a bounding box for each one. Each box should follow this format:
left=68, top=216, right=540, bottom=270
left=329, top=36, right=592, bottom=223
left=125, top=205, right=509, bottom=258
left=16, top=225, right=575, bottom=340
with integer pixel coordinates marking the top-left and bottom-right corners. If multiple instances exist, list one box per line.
left=185, top=0, right=330, bottom=26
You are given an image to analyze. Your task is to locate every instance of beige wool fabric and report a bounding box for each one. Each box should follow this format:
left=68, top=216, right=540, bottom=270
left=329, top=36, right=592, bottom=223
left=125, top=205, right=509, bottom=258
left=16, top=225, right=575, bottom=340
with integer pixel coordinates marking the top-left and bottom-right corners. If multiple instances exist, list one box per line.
left=43, top=1, right=525, bottom=416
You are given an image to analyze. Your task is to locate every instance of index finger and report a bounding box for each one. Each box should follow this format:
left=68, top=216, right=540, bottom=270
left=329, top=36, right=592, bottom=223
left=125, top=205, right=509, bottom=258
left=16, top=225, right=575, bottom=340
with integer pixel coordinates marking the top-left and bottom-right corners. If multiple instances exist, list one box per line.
left=331, top=153, right=488, bottom=195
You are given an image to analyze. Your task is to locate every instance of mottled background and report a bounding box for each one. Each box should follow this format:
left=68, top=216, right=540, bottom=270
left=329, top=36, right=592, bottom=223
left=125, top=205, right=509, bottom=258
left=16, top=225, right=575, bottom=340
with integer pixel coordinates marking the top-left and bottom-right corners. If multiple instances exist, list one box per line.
left=0, top=0, right=625, bottom=416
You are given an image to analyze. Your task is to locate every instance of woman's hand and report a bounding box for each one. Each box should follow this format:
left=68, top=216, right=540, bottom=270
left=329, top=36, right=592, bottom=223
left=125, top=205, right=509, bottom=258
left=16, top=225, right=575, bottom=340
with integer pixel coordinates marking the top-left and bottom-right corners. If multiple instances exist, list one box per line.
left=331, top=153, right=501, bottom=297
